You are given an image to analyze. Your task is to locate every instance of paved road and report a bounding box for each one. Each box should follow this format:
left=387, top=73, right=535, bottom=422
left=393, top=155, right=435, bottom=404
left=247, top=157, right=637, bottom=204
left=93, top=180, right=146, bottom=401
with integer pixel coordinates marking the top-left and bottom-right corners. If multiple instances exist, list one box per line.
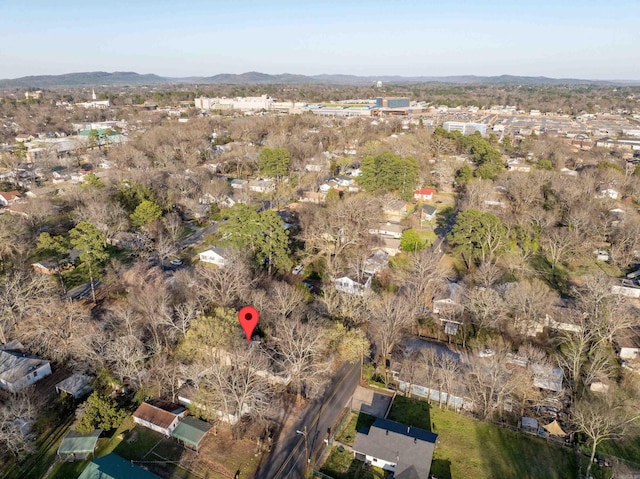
left=177, top=222, right=218, bottom=251
left=255, top=362, right=360, bottom=479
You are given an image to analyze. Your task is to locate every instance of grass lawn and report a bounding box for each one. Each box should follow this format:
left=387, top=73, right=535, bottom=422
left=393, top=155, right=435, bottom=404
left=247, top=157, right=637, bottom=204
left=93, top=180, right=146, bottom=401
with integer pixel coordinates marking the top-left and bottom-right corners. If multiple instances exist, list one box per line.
left=388, top=396, right=577, bottom=479
left=319, top=447, right=387, bottom=479
left=1, top=401, right=75, bottom=479
left=48, top=416, right=135, bottom=479
left=336, top=413, right=377, bottom=446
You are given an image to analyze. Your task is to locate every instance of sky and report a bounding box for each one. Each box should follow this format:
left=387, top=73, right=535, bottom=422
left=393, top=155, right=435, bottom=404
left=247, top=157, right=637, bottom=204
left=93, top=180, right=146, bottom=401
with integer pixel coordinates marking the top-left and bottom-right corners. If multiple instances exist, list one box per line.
left=1, top=0, right=639, bottom=80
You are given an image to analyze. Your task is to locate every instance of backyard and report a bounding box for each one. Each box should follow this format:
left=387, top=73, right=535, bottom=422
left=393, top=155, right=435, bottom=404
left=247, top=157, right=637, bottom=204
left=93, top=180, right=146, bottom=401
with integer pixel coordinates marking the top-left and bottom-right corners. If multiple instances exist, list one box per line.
left=319, top=447, right=387, bottom=479
left=388, top=395, right=577, bottom=479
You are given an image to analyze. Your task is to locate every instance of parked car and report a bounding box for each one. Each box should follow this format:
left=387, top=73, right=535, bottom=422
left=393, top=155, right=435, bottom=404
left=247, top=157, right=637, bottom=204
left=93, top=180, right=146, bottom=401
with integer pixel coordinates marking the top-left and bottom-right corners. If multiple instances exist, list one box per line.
left=292, top=265, right=304, bottom=275
left=170, top=259, right=183, bottom=266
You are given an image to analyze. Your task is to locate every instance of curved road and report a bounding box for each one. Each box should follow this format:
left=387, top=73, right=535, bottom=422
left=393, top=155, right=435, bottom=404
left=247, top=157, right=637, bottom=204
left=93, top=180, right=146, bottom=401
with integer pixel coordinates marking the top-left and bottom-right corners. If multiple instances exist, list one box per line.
left=255, top=362, right=360, bottom=479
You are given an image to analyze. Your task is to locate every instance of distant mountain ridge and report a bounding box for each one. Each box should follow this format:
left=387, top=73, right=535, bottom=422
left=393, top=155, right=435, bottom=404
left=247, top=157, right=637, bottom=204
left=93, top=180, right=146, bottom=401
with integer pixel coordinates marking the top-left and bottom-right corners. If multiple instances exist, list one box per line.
left=2, top=71, right=639, bottom=88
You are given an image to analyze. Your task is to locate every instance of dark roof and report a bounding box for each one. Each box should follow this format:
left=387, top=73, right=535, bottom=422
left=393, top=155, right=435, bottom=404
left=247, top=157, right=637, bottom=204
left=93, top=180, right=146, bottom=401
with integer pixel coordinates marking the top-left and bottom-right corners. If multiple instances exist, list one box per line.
left=353, top=417, right=437, bottom=479
left=78, top=453, right=161, bottom=479
left=422, top=205, right=437, bottom=215
left=171, top=416, right=212, bottom=448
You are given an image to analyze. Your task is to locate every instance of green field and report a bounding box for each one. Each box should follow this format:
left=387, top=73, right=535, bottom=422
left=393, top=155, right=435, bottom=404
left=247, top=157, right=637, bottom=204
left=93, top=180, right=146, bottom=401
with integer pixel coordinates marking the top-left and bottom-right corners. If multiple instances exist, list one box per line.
left=388, top=396, right=577, bottom=479
left=336, top=412, right=376, bottom=446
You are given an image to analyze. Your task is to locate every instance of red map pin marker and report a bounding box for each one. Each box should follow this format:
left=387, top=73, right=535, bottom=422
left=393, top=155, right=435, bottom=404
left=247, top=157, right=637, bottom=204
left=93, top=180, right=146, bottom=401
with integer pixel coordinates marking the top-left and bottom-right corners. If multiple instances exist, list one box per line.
left=238, top=306, right=259, bottom=343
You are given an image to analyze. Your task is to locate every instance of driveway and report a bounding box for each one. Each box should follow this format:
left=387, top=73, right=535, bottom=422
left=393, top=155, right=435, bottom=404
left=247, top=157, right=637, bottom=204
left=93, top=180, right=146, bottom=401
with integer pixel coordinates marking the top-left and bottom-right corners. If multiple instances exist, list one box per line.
left=350, top=385, right=393, bottom=418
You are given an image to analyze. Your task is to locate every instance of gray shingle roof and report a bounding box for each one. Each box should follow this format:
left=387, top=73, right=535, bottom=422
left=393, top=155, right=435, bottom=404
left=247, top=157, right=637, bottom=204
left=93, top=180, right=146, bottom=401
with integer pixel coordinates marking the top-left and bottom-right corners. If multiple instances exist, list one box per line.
left=353, top=417, right=437, bottom=479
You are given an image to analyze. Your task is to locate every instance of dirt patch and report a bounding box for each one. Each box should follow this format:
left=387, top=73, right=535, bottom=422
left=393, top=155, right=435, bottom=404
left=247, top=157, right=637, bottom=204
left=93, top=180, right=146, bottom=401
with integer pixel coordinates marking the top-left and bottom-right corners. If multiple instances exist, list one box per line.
left=181, top=429, right=262, bottom=479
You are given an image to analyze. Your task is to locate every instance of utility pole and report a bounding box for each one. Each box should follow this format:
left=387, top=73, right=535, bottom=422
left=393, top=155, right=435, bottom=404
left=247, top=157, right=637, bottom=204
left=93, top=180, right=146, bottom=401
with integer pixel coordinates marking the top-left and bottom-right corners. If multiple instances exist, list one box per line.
left=296, top=426, right=309, bottom=475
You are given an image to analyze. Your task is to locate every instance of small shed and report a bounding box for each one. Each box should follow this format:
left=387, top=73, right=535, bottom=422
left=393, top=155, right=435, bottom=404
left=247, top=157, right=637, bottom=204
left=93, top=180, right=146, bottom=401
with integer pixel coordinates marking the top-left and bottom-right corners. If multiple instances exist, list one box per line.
left=171, top=416, right=212, bottom=452
left=56, top=373, right=94, bottom=399
left=521, top=417, right=539, bottom=431
left=57, top=429, right=102, bottom=461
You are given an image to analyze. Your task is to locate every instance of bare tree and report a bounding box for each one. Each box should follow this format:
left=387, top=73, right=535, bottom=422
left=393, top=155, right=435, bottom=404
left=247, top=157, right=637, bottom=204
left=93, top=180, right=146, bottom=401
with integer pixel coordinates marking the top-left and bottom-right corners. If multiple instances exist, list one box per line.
left=104, top=335, right=148, bottom=388
left=464, top=340, right=522, bottom=420
left=504, top=279, right=556, bottom=336
left=368, top=293, right=414, bottom=379
left=540, top=227, right=579, bottom=270
left=15, top=299, right=103, bottom=368
left=463, top=286, right=507, bottom=334
left=195, top=254, right=254, bottom=309
left=193, top=348, right=274, bottom=437
left=0, top=391, right=36, bottom=459
left=271, top=317, right=331, bottom=404
left=0, top=270, right=54, bottom=344
left=573, top=391, right=640, bottom=479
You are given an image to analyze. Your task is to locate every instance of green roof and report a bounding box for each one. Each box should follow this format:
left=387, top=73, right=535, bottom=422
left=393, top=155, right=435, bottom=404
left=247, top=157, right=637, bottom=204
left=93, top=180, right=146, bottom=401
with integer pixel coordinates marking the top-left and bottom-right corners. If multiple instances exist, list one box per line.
left=78, top=454, right=161, bottom=479
left=171, top=416, right=212, bottom=448
left=57, top=429, right=102, bottom=455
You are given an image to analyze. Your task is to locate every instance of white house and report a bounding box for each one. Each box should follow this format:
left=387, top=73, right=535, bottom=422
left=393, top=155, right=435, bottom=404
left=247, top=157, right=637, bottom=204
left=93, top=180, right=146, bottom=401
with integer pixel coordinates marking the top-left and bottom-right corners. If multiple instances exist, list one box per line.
left=230, top=179, right=248, bottom=190
left=199, top=247, right=228, bottom=267
left=379, top=237, right=401, bottom=256
left=0, top=342, right=52, bottom=393
left=132, top=402, right=186, bottom=437
left=369, top=222, right=405, bottom=239
left=334, top=176, right=354, bottom=187
left=248, top=179, right=275, bottom=193
left=353, top=418, right=437, bottom=478
left=421, top=205, right=437, bottom=222
left=334, top=276, right=372, bottom=295
left=413, top=187, right=435, bottom=202
left=598, top=188, right=620, bottom=200
left=618, top=330, right=640, bottom=360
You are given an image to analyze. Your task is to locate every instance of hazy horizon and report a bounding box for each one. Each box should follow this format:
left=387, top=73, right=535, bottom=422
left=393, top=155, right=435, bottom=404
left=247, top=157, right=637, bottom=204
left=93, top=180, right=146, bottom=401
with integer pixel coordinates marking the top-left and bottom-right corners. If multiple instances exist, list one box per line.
left=2, top=0, right=639, bottom=80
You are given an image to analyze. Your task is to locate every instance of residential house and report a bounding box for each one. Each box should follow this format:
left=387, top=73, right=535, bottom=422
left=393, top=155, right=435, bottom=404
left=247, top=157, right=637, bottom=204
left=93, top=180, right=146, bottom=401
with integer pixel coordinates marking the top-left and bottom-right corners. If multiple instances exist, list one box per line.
left=383, top=200, right=410, bottom=222
left=31, top=258, right=61, bottom=275
left=299, top=191, right=326, bottom=204
left=132, top=402, right=187, bottom=437
left=420, top=205, right=437, bottom=222
left=507, top=158, right=531, bottom=172
left=230, top=179, right=248, bottom=190
left=248, top=179, right=275, bottom=193
left=352, top=417, right=438, bottom=479
left=178, top=384, right=248, bottom=425
left=334, top=176, right=355, bottom=187
left=15, top=134, right=34, bottom=142
left=364, top=250, right=389, bottom=276
left=413, top=187, right=435, bottom=202
left=531, top=365, right=564, bottom=392
left=612, top=280, right=640, bottom=298
left=617, top=329, right=640, bottom=360
left=0, top=341, right=52, bottom=393
left=369, top=222, right=405, bottom=239
left=379, top=237, right=402, bottom=256
left=0, top=191, right=21, bottom=206
left=432, top=283, right=464, bottom=315
left=198, top=247, right=228, bottom=267
left=334, top=275, right=372, bottom=295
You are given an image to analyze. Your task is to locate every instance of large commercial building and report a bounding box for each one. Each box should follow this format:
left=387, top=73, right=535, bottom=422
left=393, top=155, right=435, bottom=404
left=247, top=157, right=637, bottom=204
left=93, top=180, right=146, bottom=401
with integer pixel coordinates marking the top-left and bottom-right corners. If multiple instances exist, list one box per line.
left=443, top=121, right=487, bottom=136
left=375, top=97, right=410, bottom=108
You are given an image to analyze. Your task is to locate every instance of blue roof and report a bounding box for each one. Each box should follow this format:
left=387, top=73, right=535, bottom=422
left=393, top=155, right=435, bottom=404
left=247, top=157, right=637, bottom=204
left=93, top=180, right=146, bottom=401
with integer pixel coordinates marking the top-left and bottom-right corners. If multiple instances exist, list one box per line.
left=372, top=417, right=438, bottom=443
